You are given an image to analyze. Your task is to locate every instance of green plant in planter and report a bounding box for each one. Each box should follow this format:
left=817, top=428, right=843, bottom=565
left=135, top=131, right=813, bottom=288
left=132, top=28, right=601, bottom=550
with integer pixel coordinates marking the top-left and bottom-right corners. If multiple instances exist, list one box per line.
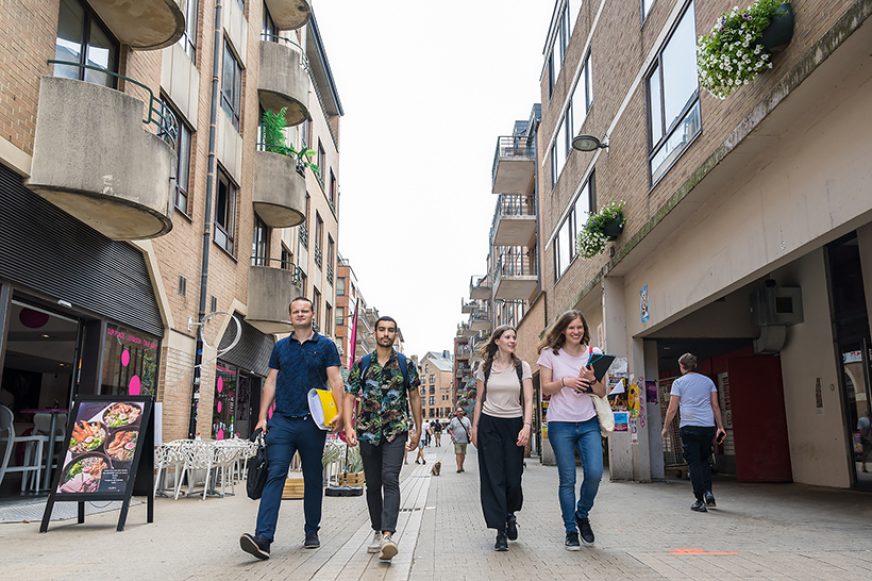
left=697, top=0, right=791, bottom=99
left=260, top=107, right=321, bottom=178
left=576, top=200, right=625, bottom=259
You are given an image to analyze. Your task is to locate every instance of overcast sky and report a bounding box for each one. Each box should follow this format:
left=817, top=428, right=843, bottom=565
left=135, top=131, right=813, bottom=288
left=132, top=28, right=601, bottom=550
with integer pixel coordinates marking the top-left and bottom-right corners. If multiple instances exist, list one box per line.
left=314, top=0, right=555, bottom=358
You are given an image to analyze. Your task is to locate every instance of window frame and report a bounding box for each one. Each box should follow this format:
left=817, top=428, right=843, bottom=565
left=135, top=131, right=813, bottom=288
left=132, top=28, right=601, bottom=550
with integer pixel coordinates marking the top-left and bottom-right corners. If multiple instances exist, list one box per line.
left=162, top=97, right=193, bottom=216
left=214, top=166, right=238, bottom=256
left=54, top=0, right=120, bottom=88
left=221, top=39, right=243, bottom=131
left=251, top=216, right=269, bottom=266
left=646, top=0, right=700, bottom=186
left=179, top=0, right=198, bottom=59
left=553, top=172, right=596, bottom=282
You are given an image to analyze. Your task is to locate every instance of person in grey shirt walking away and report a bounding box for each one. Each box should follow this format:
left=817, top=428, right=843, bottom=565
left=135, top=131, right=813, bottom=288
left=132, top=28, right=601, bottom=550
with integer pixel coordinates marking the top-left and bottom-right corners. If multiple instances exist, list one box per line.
left=661, top=353, right=726, bottom=513
left=448, top=408, right=472, bottom=473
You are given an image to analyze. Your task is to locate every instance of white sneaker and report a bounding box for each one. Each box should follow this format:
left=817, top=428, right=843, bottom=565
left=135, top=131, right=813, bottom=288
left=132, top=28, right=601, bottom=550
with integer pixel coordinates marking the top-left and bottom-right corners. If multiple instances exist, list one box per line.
left=367, top=531, right=382, bottom=554
left=378, top=534, right=398, bottom=561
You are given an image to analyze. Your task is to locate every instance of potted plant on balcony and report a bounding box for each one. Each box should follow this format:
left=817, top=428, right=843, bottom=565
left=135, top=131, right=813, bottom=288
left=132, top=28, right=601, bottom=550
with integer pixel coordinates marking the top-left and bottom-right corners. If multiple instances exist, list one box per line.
left=697, top=0, right=794, bottom=99
left=576, top=200, right=625, bottom=259
left=261, top=107, right=321, bottom=178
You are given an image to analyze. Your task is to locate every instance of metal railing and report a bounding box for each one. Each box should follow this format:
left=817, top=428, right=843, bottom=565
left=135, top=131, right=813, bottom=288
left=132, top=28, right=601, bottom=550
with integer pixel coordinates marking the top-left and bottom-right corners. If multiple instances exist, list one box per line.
left=470, top=274, right=491, bottom=291
left=250, top=257, right=304, bottom=287
left=260, top=33, right=310, bottom=71
left=298, top=222, right=309, bottom=248
left=496, top=248, right=538, bottom=278
left=496, top=194, right=535, bottom=217
left=314, top=246, right=323, bottom=268
left=491, top=134, right=535, bottom=182
left=48, top=60, right=178, bottom=146
left=326, top=262, right=334, bottom=284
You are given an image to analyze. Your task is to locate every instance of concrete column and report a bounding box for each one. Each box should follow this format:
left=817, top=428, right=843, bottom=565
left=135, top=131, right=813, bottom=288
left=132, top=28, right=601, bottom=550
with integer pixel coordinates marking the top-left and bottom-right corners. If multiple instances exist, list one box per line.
left=645, top=339, right=665, bottom=480
left=630, top=336, right=652, bottom=482
left=602, top=277, right=632, bottom=480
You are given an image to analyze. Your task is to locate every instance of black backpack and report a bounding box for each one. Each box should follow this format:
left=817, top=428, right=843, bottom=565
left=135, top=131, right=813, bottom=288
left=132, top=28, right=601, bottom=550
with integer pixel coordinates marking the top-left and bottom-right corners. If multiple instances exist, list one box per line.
left=482, top=361, right=524, bottom=404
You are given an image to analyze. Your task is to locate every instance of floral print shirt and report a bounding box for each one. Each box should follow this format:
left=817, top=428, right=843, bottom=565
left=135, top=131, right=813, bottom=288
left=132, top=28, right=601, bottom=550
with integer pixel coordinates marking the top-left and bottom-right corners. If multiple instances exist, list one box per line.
left=345, top=349, right=420, bottom=445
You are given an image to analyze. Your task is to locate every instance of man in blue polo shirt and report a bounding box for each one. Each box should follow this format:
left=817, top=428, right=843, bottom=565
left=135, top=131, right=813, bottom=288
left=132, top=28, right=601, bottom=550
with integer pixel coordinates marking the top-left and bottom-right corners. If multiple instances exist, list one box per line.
left=240, top=296, right=344, bottom=560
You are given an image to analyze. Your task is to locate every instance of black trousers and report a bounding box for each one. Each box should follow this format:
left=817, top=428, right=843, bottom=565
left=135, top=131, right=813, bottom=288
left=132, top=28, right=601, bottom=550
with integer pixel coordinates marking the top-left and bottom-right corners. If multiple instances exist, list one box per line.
left=360, top=432, right=407, bottom=534
left=679, top=426, right=716, bottom=501
left=477, top=413, right=524, bottom=530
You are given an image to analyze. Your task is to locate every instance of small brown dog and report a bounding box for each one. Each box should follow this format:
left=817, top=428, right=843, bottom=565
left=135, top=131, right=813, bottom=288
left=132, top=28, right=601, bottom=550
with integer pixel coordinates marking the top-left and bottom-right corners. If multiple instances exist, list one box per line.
left=431, top=461, right=442, bottom=477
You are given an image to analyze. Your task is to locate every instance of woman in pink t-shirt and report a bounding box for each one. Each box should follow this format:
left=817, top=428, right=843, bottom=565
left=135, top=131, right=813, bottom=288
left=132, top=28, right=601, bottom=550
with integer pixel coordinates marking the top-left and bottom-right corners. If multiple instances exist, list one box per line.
left=536, top=310, right=606, bottom=550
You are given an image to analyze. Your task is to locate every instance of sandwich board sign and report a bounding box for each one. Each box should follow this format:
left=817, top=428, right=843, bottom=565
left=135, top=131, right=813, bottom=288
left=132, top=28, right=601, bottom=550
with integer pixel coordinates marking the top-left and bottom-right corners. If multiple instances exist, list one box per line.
left=40, top=395, right=154, bottom=532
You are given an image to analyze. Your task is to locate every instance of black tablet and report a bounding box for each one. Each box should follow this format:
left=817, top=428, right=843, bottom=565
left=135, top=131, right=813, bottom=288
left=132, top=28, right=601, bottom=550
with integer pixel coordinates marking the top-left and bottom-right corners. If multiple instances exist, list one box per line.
left=586, top=353, right=616, bottom=382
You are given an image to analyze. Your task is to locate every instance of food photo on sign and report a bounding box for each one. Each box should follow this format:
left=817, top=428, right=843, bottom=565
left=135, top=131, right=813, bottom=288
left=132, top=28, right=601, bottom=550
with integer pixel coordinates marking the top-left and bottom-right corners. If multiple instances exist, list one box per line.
left=57, top=401, right=144, bottom=495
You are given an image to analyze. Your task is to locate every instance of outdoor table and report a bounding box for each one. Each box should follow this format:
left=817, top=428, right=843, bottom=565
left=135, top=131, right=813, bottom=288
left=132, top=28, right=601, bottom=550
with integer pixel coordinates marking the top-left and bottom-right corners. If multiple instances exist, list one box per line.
left=20, top=407, right=68, bottom=492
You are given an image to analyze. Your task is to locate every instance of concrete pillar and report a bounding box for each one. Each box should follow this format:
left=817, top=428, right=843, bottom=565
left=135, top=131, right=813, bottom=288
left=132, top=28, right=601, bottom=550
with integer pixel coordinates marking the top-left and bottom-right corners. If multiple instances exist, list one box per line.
left=602, top=277, right=632, bottom=480
left=645, top=339, right=665, bottom=480
left=630, top=336, right=652, bottom=482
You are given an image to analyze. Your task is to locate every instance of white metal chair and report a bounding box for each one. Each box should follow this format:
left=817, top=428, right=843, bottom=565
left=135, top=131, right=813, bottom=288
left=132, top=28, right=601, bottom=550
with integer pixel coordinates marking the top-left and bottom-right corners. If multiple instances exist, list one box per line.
left=0, top=405, right=49, bottom=493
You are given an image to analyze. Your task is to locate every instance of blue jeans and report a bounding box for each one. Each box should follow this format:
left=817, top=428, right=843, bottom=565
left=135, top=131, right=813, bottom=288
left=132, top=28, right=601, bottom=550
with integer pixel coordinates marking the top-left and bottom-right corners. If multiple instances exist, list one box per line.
left=548, top=418, right=603, bottom=532
left=255, top=414, right=327, bottom=542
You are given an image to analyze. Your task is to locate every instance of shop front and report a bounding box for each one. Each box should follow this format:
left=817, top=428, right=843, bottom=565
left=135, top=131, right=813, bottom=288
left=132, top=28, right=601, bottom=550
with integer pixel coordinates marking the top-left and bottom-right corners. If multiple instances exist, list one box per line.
left=0, top=165, right=163, bottom=496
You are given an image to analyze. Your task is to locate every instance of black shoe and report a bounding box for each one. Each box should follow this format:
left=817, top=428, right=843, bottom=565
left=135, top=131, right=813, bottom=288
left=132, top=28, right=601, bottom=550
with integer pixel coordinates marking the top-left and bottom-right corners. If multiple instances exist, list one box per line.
left=240, top=533, right=270, bottom=560
left=304, top=530, right=320, bottom=548
left=576, top=517, right=595, bottom=545
left=691, top=499, right=708, bottom=513
left=704, top=492, right=716, bottom=507
left=564, top=531, right=581, bottom=551
left=505, top=514, right=518, bottom=541
left=494, top=530, right=508, bottom=551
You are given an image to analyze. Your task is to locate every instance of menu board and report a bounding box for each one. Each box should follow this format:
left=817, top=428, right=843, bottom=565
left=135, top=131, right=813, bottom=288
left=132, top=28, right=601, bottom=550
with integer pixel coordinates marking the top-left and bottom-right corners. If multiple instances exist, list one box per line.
left=41, top=396, right=153, bottom=533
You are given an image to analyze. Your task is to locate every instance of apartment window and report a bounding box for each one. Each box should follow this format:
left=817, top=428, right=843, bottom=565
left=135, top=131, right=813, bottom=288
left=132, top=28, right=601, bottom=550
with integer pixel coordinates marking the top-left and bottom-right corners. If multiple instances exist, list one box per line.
left=221, top=41, right=243, bottom=130
left=300, top=272, right=308, bottom=296
left=570, top=53, right=592, bottom=134
left=554, top=173, right=595, bottom=280
left=642, top=0, right=656, bottom=21
left=325, top=303, right=333, bottom=336
left=215, top=168, right=237, bottom=255
left=327, top=236, right=335, bottom=284
left=281, top=243, right=293, bottom=269
left=302, top=119, right=312, bottom=148
left=429, top=374, right=436, bottom=384
left=337, top=277, right=346, bottom=296
left=314, top=213, right=324, bottom=268
left=336, top=307, right=345, bottom=327
left=550, top=142, right=558, bottom=187
left=317, top=140, right=326, bottom=185
left=313, top=288, right=321, bottom=329
left=252, top=217, right=269, bottom=266
left=299, top=193, right=311, bottom=250
left=547, top=50, right=555, bottom=98
left=558, top=1, right=571, bottom=63
left=648, top=1, right=700, bottom=184
left=54, top=0, right=119, bottom=87
left=262, top=4, right=277, bottom=37
left=162, top=98, right=193, bottom=214
left=178, top=0, right=198, bottom=58
left=551, top=112, right=570, bottom=187
left=568, top=0, right=583, bottom=34
left=328, top=170, right=337, bottom=210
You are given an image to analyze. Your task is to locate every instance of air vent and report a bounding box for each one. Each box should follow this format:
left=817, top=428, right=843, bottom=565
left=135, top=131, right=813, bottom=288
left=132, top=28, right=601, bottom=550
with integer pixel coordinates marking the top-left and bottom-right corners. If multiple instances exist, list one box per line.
left=210, top=296, right=218, bottom=313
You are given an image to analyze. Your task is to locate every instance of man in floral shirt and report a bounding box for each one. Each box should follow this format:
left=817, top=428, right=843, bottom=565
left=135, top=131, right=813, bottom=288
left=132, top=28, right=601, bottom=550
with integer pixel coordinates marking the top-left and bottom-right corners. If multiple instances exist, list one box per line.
left=344, top=316, right=422, bottom=563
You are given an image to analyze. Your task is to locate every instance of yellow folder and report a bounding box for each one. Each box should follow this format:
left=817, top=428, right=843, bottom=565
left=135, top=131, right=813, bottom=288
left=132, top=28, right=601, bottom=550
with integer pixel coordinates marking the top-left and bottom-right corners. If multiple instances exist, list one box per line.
left=307, top=388, right=338, bottom=430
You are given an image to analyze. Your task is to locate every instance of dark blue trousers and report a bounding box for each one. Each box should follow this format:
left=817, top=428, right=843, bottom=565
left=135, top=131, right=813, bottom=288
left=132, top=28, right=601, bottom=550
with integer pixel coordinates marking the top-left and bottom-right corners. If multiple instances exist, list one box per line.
left=255, top=414, right=326, bottom=542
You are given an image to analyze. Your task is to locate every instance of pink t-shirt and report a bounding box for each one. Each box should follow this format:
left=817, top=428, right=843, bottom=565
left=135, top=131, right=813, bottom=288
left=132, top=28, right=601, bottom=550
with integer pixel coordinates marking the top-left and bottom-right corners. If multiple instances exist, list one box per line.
left=536, top=346, right=602, bottom=423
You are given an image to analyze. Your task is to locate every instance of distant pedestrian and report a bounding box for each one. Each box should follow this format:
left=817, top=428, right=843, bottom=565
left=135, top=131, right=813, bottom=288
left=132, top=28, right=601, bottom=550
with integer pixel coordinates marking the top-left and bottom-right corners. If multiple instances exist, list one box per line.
left=858, top=413, right=872, bottom=473
left=415, top=428, right=427, bottom=465
left=471, top=325, right=533, bottom=551
left=448, top=408, right=472, bottom=473
left=661, top=353, right=726, bottom=513
left=433, top=419, right=443, bottom=447
left=537, top=310, right=607, bottom=550
left=344, top=316, right=423, bottom=563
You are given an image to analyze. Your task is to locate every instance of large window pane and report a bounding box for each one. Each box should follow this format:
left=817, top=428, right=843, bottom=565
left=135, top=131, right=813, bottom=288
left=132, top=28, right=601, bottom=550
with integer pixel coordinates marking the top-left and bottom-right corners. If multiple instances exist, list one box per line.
left=651, top=100, right=701, bottom=182
left=54, top=0, right=84, bottom=79
left=648, top=63, right=662, bottom=145
left=555, top=119, right=567, bottom=178
left=85, top=20, right=116, bottom=86
left=660, top=4, right=697, bottom=131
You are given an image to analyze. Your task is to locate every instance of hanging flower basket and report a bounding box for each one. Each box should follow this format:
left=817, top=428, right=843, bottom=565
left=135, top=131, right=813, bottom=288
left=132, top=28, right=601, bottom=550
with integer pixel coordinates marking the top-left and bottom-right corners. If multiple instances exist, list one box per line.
left=576, top=201, right=625, bottom=259
left=697, top=0, right=794, bottom=99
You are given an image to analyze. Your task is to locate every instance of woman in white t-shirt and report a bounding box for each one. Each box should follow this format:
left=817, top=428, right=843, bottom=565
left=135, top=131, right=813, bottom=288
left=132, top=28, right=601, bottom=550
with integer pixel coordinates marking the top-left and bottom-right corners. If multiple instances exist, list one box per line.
left=536, top=310, right=606, bottom=550
left=470, top=325, right=533, bottom=552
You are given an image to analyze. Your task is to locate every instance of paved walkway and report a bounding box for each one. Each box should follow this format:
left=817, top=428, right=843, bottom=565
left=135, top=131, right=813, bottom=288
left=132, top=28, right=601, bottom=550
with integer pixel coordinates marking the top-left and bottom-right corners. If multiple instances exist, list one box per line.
left=1, top=444, right=871, bottom=580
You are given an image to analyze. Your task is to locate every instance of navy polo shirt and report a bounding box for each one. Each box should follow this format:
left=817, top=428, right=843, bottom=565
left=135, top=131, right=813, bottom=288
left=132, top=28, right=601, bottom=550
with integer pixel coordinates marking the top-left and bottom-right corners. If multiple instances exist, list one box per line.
left=268, top=332, right=341, bottom=416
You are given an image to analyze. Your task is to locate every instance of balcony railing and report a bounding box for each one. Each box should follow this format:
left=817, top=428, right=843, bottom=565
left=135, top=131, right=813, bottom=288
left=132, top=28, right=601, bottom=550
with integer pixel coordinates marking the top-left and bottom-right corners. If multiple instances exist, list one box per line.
left=469, top=274, right=492, bottom=300
left=314, top=246, right=323, bottom=268
left=299, top=222, right=309, bottom=248
left=497, top=248, right=537, bottom=278
left=327, top=262, right=334, bottom=285
left=492, top=134, right=535, bottom=194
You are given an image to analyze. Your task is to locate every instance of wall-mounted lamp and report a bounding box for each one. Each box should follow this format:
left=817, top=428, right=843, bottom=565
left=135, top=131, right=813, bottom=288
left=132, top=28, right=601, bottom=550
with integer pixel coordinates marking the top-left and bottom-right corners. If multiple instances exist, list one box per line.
left=571, top=134, right=609, bottom=152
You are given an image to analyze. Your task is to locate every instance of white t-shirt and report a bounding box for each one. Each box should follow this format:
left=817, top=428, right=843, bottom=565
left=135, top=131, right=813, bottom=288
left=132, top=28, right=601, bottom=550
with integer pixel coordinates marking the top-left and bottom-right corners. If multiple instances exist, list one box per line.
left=670, top=372, right=717, bottom=427
left=475, top=361, right=532, bottom=418
left=536, top=346, right=601, bottom=423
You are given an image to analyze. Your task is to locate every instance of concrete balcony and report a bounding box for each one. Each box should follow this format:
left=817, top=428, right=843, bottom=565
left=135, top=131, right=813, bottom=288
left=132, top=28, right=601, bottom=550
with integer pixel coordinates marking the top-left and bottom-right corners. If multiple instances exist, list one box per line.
left=455, top=364, right=471, bottom=379
left=28, top=76, right=175, bottom=240
left=89, top=0, right=185, bottom=50
left=469, top=275, right=491, bottom=300
left=264, top=0, right=311, bottom=30
left=493, top=250, right=538, bottom=300
left=461, top=299, right=477, bottom=314
left=492, top=135, right=535, bottom=194
left=457, top=322, right=474, bottom=338
left=258, top=36, right=311, bottom=126
left=456, top=346, right=471, bottom=360
left=470, top=310, right=491, bottom=332
left=491, top=194, right=536, bottom=247
left=246, top=265, right=303, bottom=334
left=253, top=150, right=306, bottom=228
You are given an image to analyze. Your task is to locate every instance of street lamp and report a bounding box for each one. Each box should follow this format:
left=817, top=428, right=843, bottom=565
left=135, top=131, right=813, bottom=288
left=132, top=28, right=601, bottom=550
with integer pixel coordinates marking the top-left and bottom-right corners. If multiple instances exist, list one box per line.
left=571, top=134, right=608, bottom=151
